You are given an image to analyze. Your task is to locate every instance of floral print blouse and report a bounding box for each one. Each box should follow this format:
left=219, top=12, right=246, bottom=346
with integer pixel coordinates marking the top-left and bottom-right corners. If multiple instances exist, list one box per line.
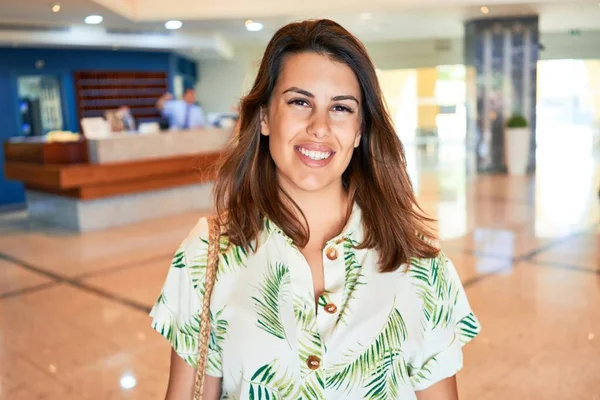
left=150, top=205, right=480, bottom=399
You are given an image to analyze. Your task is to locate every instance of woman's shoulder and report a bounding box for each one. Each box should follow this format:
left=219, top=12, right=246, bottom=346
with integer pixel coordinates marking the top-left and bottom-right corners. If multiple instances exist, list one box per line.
left=176, top=216, right=211, bottom=265
left=177, top=216, right=251, bottom=272
left=406, top=250, right=456, bottom=283
left=409, top=248, right=447, bottom=264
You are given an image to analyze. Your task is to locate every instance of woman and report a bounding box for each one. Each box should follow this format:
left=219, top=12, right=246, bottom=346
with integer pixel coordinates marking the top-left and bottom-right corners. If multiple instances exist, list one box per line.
left=151, top=19, right=480, bottom=400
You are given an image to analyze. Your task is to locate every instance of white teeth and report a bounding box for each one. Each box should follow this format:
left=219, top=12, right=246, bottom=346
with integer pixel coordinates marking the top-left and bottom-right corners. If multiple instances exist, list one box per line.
left=299, top=147, right=331, bottom=161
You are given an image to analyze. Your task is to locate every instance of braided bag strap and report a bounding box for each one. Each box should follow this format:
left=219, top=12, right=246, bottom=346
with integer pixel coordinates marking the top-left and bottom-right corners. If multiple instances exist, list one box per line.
left=193, top=216, right=220, bottom=400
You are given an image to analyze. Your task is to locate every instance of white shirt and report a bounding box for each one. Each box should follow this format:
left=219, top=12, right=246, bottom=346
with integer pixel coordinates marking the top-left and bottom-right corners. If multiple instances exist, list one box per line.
left=161, top=99, right=205, bottom=130
left=150, top=204, right=480, bottom=399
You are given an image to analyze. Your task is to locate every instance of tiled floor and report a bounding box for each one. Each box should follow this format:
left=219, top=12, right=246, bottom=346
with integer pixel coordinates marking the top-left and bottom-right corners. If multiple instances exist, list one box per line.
left=0, top=142, right=598, bottom=399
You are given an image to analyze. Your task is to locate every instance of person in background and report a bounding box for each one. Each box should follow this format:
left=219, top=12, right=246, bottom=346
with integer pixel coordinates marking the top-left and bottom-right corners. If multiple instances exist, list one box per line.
left=156, top=88, right=205, bottom=130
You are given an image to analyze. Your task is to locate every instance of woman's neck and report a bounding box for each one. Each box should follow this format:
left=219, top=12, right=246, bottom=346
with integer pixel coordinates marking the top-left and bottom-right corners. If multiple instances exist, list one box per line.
left=283, top=181, right=350, bottom=250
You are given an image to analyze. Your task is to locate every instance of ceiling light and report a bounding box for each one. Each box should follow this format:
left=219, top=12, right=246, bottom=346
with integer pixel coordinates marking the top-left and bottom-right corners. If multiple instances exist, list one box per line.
left=245, top=20, right=263, bottom=32
left=480, top=6, right=489, bottom=14
left=52, top=4, right=61, bottom=12
left=360, top=12, right=373, bottom=20
left=84, top=15, right=103, bottom=24
left=165, top=20, right=183, bottom=30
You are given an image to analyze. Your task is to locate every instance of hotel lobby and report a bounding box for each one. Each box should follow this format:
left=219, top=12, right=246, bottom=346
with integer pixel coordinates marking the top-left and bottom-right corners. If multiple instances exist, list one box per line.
left=0, top=1, right=599, bottom=399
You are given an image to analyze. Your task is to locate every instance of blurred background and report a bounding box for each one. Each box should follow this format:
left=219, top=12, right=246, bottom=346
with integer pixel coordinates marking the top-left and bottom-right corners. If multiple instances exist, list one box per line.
left=0, top=0, right=598, bottom=399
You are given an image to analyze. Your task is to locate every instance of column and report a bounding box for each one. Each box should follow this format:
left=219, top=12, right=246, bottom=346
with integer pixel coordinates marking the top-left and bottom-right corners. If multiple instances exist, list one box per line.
left=416, top=67, right=439, bottom=141
left=465, top=16, right=539, bottom=173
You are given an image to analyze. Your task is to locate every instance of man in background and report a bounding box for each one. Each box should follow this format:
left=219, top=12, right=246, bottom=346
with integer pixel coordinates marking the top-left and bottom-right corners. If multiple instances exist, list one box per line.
left=156, top=88, right=205, bottom=130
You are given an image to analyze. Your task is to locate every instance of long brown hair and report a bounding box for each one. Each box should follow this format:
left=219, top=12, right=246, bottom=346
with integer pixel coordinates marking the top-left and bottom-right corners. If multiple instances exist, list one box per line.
left=214, top=19, right=439, bottom=272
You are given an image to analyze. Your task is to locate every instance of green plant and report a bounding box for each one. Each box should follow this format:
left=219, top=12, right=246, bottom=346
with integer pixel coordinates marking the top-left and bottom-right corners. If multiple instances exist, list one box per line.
left=506, top=114, right=528, bottom=128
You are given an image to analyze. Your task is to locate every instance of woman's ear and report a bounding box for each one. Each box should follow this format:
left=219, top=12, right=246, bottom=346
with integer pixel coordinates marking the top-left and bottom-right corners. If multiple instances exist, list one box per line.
left=260, top=107, right=270, bottom=136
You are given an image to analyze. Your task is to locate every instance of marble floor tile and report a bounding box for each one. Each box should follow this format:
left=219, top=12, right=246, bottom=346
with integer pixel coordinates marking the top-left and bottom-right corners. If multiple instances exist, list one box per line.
left=440, top=249, right=512, bottom=284
left=0, top=210, right=208, bottom=278
left=533, top=231, right=599, bottom=271
left=81, top=257, right=172, bottom=308
left=6, top=377, right=84, bottom=400
left=0, top=259, right=53, bottom=296
left=441, top=227, right=557, bottom=259
left=479, top=347, right=600, bottom=400
left=0, top=142, right=597, bottom=399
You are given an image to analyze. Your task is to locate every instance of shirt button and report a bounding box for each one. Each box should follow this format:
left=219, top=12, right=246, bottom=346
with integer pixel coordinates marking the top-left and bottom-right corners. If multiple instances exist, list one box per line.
left=326, top=247, right=338, bottom=260
left=324, top=303, right=338, bottom=314
left=306, top=355, right=321, bottom=370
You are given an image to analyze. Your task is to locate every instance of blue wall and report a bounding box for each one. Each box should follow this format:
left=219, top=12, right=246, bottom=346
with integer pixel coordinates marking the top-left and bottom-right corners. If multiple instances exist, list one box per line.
left=0, top=48, right=197, bottom=208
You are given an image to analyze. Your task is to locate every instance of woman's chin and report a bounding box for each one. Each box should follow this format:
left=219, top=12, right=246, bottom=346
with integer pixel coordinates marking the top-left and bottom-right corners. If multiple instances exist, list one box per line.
left=285, top=175, right=341, bottom=194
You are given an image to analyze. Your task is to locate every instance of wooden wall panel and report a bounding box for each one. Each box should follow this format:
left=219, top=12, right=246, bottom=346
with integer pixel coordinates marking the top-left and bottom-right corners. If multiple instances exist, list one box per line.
left=74, top=71, right=168, bottom=127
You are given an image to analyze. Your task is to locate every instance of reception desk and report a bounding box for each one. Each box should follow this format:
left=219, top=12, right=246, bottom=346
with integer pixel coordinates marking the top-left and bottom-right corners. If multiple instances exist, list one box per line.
left=3, top=129, right=231, bottom=231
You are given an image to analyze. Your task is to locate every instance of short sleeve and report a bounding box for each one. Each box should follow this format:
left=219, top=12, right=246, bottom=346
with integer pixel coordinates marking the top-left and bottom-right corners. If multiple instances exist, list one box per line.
left=149, top=218, right=223, bottom=377
left=410, top=253, right=481, bottom=391
left=161, top=100, right=177, bottom=117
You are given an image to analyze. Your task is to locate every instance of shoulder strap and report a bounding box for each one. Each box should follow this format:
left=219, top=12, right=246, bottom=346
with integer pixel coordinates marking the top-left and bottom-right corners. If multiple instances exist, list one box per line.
left=193, top=216, right=220, bottom=400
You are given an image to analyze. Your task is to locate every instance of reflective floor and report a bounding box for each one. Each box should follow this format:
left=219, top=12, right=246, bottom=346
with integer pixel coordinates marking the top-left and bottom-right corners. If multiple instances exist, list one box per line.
left=0, top=139, right=598, bottom=399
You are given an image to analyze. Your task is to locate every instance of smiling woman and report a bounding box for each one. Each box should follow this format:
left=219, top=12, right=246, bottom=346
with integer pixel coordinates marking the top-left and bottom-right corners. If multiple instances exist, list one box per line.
left=151, top=19, right=480, bottom=400
left=260, top=53, right=362, bottom=193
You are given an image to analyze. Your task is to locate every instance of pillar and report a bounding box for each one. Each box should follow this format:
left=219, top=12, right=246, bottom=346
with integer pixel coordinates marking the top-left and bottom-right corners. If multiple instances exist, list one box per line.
left=465, top=16, right=539, bottom=173
left=416, top=68, right=439, bottom=139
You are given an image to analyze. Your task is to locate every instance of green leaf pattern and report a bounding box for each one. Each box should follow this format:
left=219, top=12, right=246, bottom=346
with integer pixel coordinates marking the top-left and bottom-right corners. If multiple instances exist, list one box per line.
left=151, top=310, right=201, bottom=368
left=151, top=216, right=480, bottom=399
left=335, top=237, right=365, bottom=326
left=327, top=303, right=408, bottom=395
left=207, top=308, right=229, bottom=376
left=292, top=292, right=326, bottom=399
left=247, top=361, right=299, bottom=399
left=252, top=262, right=291, bottom=342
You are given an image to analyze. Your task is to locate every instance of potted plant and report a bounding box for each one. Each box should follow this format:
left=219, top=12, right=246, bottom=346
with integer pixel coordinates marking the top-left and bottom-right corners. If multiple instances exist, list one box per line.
left=504, top=114, right=531, bottom=175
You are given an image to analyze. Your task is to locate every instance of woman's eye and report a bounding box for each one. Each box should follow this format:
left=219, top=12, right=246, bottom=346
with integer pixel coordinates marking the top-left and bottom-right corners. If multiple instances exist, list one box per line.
left=289, top=99, right=309, bottom=107
left=332, top=105, right=352, bottom=113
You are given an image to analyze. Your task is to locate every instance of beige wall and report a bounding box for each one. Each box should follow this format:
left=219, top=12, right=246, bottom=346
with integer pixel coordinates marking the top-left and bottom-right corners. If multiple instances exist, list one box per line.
left=539, top=31, right=600, bottom=61
left=195, top=44, right=264, bottom=114
left=196, top=31, right=600, bottom=113
left=196, top=38, right=463, bottom=113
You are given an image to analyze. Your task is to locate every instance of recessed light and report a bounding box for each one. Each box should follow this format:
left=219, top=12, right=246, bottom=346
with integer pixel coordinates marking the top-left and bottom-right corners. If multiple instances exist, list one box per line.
left=480, top=6, right=489, bottom=14
left=84, top=15, right=103, bottom=24
left=165, top=20, right=183, bottom=30
left=52, top=4, right=61, bottom=12
left=360, top=12, right=373, bottom=20
left=245, top=20, right=263, bottom=32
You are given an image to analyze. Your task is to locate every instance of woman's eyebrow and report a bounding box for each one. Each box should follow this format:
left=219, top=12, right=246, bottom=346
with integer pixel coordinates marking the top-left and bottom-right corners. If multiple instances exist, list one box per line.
left=283, top=87, right=359, bottom=104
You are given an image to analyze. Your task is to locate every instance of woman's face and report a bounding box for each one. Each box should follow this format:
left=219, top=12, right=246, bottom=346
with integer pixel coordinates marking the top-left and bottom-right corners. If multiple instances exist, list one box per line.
left=261, top=52, right=362, bottom=195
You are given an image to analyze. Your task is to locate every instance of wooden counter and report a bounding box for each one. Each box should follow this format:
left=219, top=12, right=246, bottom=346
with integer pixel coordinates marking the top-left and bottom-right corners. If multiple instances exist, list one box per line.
left=4, top=130, right=228, bottom=200
left=3, top=129, right=231, bottom=231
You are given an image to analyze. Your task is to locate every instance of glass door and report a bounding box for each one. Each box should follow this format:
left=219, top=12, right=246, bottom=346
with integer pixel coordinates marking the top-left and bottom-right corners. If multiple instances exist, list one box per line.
left=17, top=75, right=64, bottom=136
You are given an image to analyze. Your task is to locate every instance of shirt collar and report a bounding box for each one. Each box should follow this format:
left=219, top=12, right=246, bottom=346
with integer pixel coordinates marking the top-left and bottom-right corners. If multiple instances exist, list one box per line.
left=262, top=202, right=364, bottom=247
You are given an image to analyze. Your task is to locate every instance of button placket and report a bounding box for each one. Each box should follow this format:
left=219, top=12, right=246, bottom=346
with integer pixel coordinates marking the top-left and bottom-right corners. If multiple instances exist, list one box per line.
left=317, top=239, right=347, bottom=349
